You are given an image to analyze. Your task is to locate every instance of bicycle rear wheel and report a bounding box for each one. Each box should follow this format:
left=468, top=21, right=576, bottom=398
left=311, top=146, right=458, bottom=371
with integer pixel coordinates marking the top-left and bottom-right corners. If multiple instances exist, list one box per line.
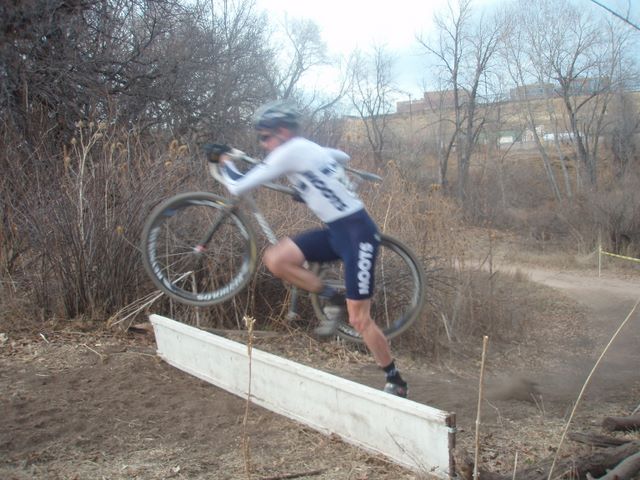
left=310, top=235, right=425, bottom=343
left=141, top=192, right=257, bottom=307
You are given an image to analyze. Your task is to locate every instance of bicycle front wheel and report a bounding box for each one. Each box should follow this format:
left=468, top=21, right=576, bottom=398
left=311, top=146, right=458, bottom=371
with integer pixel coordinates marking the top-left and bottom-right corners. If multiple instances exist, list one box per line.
left=141, top=192, right=258, bottom=307
left=310, top=235, right=425, bottom=343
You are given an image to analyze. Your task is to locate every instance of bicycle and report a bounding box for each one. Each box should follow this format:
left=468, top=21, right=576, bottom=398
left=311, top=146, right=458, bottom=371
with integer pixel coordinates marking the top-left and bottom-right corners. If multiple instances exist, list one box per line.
left=141, top=152, right=425, bottom=343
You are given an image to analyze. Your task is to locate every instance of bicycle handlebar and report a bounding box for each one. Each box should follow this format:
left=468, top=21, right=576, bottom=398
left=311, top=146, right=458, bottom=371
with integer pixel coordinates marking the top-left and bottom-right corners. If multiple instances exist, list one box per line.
left=344, top=166, right=383, bottom=183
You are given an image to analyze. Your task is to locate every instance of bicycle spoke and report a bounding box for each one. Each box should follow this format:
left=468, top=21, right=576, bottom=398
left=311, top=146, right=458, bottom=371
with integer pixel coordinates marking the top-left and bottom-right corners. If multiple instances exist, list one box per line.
left=141, top=193, right=257, bottom=306
left=310, top=235, right=425, bottom=343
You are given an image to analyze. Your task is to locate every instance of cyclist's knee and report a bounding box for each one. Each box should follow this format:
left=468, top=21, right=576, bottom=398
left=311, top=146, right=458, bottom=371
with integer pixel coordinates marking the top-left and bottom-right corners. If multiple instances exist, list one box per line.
left=349, top=313, right=374, bottom=334
left=263, top=245, right=283, bottom=276
left=263, top=241, right=302, bottom=277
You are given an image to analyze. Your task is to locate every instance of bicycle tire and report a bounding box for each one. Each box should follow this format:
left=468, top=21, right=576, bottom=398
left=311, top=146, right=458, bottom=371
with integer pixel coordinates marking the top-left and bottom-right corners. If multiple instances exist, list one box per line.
left=310, top=235, right=425, bottom=343
left=141, top=191, right=258, bottom=307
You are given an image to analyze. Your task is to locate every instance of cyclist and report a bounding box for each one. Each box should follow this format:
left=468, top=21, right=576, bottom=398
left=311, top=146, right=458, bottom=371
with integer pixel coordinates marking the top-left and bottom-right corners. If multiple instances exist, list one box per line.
left=205, top=100, right=408, bottom=398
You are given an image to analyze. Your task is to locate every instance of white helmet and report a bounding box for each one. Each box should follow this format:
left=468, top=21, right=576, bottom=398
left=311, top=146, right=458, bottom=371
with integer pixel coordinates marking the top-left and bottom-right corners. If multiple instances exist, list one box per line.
left=252, top=100, right=301, bottom=130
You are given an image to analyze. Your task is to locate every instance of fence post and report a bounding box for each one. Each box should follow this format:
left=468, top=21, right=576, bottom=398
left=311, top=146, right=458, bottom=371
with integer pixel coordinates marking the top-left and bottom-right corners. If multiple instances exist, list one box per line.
left=598, top=230, right=602, bottom=278
left=598, top=244, right=602, bottom=278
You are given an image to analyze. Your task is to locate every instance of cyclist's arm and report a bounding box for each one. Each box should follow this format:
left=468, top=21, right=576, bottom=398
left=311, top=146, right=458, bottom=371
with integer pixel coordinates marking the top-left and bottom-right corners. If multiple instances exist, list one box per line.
left=219, top=152, right=293, bottom=196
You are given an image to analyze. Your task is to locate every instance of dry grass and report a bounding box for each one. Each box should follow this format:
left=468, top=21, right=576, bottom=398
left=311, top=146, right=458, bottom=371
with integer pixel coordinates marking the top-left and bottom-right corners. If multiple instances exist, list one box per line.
left=2, top=120, right=639, bottom=364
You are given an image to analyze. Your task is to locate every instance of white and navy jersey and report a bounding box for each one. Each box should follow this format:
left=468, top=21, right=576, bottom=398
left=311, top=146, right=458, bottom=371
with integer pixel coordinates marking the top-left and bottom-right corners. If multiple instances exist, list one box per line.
left=221, top=137, right=364, bottom=223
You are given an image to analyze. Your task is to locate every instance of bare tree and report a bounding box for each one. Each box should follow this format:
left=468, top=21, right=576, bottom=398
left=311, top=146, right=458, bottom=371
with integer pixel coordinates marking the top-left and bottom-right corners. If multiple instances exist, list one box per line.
left=501, top=0, right=640, bottom=192
left=264, top=16, right=329, bottom=99
left=417, top=1, right=466, bottom=190
left=191, top=0, right=274, bottom=142
left=252, top=13, right=350, bottom=147
left=499, top=3, right=566, bottom=200
left=0, top=0, right=294, bottom=319
left=418, top=0, right=501, bottom=204
left=0, top=0, right=279, bottom=149
left=348, top=45, right=398, bottom=167
left=524, top=0, right=635, bottom=189
left=421, top=82, right=459, bottom=189
left=606, top=90, right=640, bottom=178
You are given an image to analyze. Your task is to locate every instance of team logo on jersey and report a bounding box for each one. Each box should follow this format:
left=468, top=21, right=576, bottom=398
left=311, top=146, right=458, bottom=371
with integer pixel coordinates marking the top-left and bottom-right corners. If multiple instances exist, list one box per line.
left=321, top=161, right=338, bottom=176
left=302, top=171, right=348, bottom=211
left=357, top=242, right=375, bottom=295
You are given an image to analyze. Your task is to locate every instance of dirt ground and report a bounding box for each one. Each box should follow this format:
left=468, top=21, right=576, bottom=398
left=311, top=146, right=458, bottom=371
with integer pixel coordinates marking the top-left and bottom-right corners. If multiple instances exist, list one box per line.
left=1, top=258, right=640, bottom=479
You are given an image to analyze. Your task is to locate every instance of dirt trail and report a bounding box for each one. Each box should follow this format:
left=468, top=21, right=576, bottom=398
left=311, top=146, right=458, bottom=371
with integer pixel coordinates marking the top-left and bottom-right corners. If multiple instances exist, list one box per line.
left=1, top=265, right=639, bottom=479
left=508, top=267, right=640, bottom=402
left=348, top=265, right=640, bottom=430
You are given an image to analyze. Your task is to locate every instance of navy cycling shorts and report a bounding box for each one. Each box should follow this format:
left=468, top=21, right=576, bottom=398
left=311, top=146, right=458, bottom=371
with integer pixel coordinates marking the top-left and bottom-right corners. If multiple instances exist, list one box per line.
left=292, top=209, right=381, bottom=300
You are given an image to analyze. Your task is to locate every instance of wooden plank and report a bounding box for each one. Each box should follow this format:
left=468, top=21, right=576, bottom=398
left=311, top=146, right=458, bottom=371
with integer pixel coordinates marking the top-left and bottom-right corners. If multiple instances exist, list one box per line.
left=150, top=314, right=455, bottom=477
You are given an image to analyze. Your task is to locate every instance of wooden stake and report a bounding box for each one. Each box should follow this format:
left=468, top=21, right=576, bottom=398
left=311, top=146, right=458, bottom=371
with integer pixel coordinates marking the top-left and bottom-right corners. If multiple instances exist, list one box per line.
left=474, top=335, right=489, bottom=480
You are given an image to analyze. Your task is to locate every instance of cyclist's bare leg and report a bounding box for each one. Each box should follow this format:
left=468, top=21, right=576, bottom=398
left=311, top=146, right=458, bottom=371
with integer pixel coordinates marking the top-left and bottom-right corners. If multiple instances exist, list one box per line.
left=346, top=299, right=393, bottom=367
left=263, top=237, right=323, bottom=293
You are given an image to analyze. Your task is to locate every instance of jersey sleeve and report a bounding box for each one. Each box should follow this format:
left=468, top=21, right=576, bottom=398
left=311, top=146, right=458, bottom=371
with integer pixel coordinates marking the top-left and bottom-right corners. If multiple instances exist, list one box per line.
left=220, top=151, right=294, bottom=196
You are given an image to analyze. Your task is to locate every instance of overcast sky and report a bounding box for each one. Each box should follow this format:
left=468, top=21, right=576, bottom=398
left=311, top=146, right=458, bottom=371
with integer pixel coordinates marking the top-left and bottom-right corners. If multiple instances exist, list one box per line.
left=256, top=0, right=449, bottom=54
left=253, top=0, right=640, bottom=100
left=254, top=0, right=455, bottom=98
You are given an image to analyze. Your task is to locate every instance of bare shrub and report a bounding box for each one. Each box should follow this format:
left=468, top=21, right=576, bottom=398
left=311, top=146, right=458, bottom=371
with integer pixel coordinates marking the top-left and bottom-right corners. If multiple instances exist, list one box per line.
left=575, top=173, right=640, bottom=258
left=351, top=159, right=528, bottom=356
left=1, top=0, right=280, bottom=160
left=0, top=121, right=551, bottom=362
left=0, top=119, right=341, bottom=332
left=1, top=116, right=560, bottom=360
left=2, top=120, right=201, bottom=321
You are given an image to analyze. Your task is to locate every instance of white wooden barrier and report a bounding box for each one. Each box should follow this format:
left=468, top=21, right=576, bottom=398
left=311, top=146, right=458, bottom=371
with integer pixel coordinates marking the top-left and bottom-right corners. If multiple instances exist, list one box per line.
left=150, top=314, right=456, bottom=477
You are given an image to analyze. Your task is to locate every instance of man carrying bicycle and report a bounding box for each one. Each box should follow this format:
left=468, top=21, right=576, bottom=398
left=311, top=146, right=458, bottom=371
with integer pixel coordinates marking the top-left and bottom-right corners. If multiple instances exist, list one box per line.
left=206, top=101, right=408, bottom=398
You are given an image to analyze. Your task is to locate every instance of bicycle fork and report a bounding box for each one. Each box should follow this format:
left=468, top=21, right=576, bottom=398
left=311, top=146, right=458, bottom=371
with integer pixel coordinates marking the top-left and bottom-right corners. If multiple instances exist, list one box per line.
left=193, top=201, right=239, bottom=253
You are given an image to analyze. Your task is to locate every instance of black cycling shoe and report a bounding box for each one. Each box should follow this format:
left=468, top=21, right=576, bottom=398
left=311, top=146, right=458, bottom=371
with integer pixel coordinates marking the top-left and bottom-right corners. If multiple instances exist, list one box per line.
left=384, top=381, right=408, bottom=398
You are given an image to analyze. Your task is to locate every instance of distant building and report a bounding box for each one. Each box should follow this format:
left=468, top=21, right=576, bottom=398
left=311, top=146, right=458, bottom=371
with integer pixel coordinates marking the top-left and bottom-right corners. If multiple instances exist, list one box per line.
left=396, top=89, right=470, bottom=114
left=498, top=130, right=520, bottom=145
left=396, top=78, right=615, bottom=114
left=508, top=78, right=610, bottom=101
left=509, top=83, right=555, bottom=101
left=564, top=77, right=609, bottom=96
left=396, top=98, right=426, bottom=114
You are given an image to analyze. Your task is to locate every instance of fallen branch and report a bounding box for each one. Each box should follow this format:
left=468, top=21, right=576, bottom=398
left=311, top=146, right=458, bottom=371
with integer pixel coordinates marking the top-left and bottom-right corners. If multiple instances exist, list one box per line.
left=602, top=415, right=640, bottom=433
left=81, top=343, right=106, bottom=361
left=569, top=432, right=631, bottom=448
left=259, top=469, right=328, bottom=480
left=107, top=290, right=163, bottom=329
left=586, top=451, right=640, bottom=480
